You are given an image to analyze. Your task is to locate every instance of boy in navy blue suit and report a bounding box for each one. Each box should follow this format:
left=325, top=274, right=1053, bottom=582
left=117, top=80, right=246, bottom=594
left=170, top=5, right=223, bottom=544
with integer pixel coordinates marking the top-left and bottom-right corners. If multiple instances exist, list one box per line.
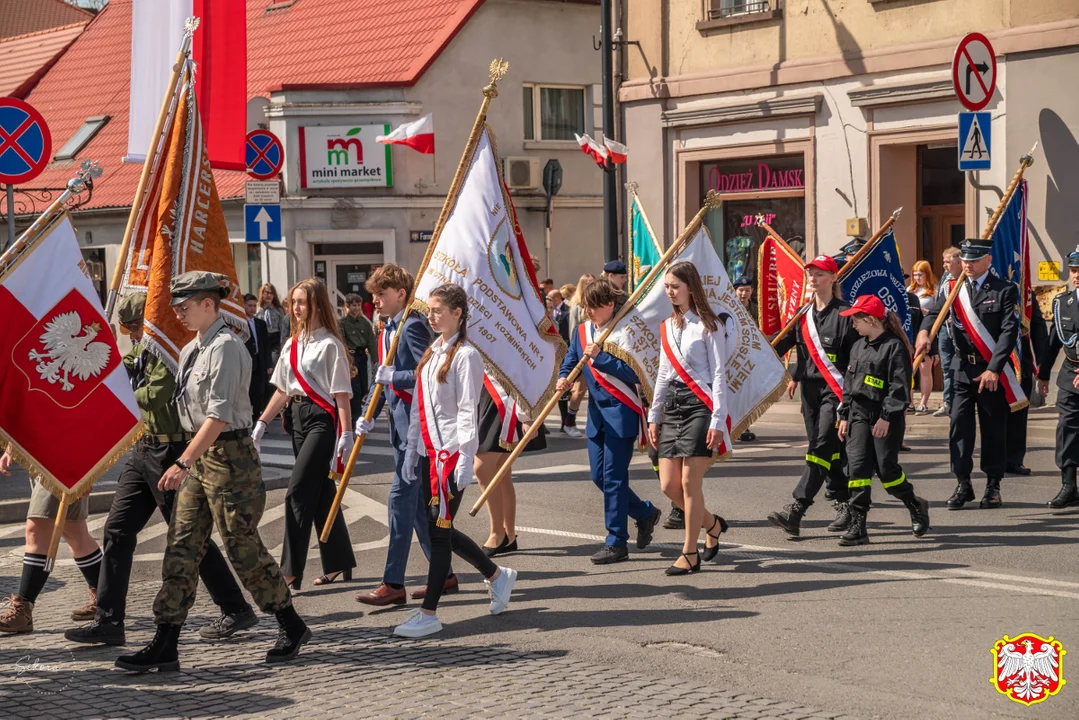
left=556, top=278, right=661, bottom=564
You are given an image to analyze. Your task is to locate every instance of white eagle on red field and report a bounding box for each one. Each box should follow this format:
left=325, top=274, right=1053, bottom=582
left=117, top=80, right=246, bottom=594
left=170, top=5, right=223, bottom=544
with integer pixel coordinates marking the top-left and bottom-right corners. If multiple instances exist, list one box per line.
left=28, top=311, right=112, bottom=392
left=996, top=639, right=1061, bottom=702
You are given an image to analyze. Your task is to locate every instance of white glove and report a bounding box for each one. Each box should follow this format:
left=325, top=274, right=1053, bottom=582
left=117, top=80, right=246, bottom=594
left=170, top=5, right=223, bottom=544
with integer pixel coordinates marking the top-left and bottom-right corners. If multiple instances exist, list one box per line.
left=403, top=449, right=419, bottom=483
left=454, top=454, right=475, bottom=491
left=354, top=417, right=374, bottom=436
left=251, top=420, right=267, bottom=452
left=335, top=431, right=356, bottom=466
left=375, top=365, right=394, bottom=386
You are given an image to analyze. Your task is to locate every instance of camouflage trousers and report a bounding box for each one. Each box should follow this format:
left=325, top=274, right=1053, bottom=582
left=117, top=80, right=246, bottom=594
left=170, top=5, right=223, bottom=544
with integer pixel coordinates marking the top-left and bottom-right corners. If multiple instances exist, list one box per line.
left=152, top=437, right=291, bottom=625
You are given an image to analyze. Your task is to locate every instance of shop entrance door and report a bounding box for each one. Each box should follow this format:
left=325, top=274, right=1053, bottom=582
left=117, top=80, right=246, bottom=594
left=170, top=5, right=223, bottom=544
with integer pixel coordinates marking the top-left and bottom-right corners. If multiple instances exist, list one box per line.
left=327, top=258, right=379, bottom=314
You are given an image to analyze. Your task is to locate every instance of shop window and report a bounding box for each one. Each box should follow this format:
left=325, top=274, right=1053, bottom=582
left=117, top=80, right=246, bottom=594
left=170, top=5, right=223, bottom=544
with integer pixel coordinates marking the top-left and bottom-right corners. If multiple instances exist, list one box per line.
left=523, top=84, right=586, bottom=142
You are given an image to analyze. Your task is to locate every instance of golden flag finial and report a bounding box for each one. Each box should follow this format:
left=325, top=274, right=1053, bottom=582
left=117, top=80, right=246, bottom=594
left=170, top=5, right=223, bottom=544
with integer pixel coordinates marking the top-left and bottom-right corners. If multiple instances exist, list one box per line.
left=484, top=58, right=509, bottom=98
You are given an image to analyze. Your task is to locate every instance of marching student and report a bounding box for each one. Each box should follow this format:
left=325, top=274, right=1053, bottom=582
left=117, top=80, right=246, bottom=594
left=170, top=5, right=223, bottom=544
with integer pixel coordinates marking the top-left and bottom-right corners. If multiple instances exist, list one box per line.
left=253, top=278, right=357, bottom=589
left=768, top=255, right=860, bottom=537
left=646, top=262, right=730, bottom=575
left=555, top=278, right=661, bottom=565
left=836, top=295, right=930, bottom=545
left=393, top=284, right=517, bottom=638
left=560, top=273, right=596, bottom=439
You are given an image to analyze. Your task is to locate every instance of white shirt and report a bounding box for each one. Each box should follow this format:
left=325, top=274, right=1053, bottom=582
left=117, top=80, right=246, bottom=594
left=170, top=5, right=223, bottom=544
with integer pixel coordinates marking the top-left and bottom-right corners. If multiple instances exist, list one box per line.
left=379, top=309, right=406, bottom=356
left=271, top=327, right=353, bottom=400
left=407, top=334, right=484, bottom=484
left=647, top=311, right=729, bottom=431
left=967, top=270, right=990, bottom=295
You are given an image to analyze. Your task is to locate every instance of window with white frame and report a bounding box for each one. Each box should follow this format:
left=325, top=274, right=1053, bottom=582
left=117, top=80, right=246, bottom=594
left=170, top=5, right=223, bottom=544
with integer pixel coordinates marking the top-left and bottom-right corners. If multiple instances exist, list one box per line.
left=705, top=0, right=773, bottom=19
left=522, top=84, right=586, bottom=142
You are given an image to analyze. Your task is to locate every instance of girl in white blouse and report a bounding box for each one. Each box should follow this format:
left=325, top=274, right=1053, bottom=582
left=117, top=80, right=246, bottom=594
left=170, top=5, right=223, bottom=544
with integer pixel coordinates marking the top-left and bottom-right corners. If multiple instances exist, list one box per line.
left=647, top=262, right=731, bottom=576
left=394, top=283, right=517, bottom=639
left=253, top=278, right=356, bottom=590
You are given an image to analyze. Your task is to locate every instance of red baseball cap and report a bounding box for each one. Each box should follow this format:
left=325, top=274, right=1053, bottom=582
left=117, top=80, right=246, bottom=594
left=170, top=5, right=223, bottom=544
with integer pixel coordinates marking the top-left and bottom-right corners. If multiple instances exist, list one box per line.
left=805, top=255, right=839, bottom=274
left=840, top=294, right=887, bottom=319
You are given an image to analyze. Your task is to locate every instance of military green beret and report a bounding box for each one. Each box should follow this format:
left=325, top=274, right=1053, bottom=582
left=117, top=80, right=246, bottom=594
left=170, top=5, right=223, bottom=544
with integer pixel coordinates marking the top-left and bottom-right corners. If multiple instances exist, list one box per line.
left=169, top=271, right=229, bottom=306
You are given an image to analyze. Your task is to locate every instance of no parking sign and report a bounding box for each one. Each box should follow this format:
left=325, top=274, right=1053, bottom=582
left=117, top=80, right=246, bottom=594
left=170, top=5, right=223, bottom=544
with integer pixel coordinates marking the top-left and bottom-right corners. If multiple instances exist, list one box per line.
left=0, top=98, right=51, bottom=185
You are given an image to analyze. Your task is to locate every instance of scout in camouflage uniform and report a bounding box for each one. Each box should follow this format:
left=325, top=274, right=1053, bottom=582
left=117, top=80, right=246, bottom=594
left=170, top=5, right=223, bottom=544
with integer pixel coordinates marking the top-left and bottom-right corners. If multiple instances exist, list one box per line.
left=116, top=272, right=310, bottom=673
left=66, top=292, right=256, bottom=647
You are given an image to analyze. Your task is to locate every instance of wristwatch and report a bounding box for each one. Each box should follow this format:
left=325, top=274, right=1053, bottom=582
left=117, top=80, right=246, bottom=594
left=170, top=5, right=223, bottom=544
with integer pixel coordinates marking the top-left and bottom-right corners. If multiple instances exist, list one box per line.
left=174, top=458, right=191, bottom=472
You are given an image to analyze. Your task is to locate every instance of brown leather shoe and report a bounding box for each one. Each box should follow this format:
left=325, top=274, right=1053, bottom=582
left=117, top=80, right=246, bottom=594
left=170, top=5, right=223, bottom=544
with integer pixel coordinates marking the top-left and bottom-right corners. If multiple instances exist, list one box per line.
left=0, top=594, right=34, bottom=634
left=356, top=583, right=407, bottom=606
left=71, top=586, right=97, bottom=622
left=411, top=574, right=459, bottom=600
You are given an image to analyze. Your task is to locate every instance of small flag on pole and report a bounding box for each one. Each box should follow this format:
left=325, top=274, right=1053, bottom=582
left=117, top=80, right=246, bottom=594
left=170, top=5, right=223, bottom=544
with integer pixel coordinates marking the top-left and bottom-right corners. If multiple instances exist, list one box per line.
left=603, top=136, right=628, bottom=164
left=376, top=114, right=435, bottom=155
left=575, top=133, right=609, bottom=168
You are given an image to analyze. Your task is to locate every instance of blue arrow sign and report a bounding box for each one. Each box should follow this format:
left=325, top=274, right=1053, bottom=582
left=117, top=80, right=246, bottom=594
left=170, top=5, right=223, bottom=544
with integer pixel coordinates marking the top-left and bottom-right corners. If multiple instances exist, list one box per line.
left=958, top=111, right=991, bottom=171
left=245, top=204, right=281, bottom=243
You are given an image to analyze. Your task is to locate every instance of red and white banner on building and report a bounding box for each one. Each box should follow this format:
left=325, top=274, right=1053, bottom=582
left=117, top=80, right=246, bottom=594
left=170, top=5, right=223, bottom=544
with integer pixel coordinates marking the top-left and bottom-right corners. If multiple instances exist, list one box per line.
left=0, top=216, right=142, bottom=498
left=757, top=234, right=806, bottom=337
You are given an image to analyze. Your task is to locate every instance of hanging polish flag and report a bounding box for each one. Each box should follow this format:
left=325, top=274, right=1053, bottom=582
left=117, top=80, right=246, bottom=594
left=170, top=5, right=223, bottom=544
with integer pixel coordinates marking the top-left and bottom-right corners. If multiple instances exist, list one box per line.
left=575, top=133, right=608, bottom=168
left=603, top=136, right=628, bottom=164
left=376, top=114, right=435, bottom=154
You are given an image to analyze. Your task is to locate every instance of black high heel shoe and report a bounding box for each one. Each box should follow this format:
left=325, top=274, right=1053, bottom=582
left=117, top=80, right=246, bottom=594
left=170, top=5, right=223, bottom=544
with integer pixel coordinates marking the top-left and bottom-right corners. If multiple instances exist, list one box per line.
left=483, top=535, right=509, bottom=558
left=313, top=568, right=353, bottom=586
left=665, top=551, right=701, bottom=576
left=701, top=514, right=729, bottom=562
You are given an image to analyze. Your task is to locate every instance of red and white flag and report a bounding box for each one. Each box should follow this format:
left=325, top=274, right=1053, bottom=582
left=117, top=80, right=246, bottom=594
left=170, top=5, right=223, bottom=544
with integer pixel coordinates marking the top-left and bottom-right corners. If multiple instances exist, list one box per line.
left=0, top=216, right=142, bottom=498
left=575, top=133, right=609, bottom=168
left=376, top=114, right=435, bottom=155
left=603, top=136, right=628, bottom=164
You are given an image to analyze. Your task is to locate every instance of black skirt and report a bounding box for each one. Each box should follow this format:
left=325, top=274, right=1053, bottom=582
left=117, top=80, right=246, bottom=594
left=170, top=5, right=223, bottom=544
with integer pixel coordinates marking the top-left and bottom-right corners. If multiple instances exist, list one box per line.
left=477, top=385, right=548, bottom=454
left=657, top=382, right=713, bottom=459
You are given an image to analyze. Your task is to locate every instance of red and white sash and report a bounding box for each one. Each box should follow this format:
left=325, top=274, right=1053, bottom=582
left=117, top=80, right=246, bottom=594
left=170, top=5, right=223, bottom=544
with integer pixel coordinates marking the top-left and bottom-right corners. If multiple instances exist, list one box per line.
left=952, top=281, right=1028, bottom=411
left=415, top=362, right=459, bottom=528
left=378, top=321, right=414, bottom=405
left=289, top=337, right=344, bottom=478
left=483, top=373, right=520, bottom=446
left=578, top=323, right=647, bottom=446
left=659, top=319, right=732, bottom=457
left=800, top=308, right=844, bottom=400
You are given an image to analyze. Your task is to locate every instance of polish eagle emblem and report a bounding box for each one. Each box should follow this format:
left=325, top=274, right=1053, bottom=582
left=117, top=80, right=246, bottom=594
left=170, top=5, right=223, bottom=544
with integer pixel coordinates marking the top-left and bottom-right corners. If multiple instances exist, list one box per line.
left=27, top=311, right=112, bottom=392
left=992, top=634, right=1066, bottom=706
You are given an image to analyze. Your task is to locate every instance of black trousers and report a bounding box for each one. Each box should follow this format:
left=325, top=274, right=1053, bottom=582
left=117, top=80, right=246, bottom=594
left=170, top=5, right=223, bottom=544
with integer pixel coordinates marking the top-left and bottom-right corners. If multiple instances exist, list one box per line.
left=420, top=455, right=497, bottom=612
left=96, top=439, right=250, bottom=623
left=348, top=353, right=370, bottom=423
left=793, top=380, right=849, bottom=507
left=1056, top=390, right=1079, bottom=470
left=1006, top=358, right=1034, bottom=467
left=280, top=399, right=356, bottom=581
left=845, top=403, right=915, bottom=514
left=950, top=374, right=1009, bottom=479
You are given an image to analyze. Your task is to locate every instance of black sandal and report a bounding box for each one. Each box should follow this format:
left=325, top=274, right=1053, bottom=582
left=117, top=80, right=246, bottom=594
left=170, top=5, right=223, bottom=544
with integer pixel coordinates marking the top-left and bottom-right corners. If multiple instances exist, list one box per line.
left=701, top=514, right=729, bottom=562
left=313, top=569, right=352, bottom=586
left=665, top=551, right=701, bottom=576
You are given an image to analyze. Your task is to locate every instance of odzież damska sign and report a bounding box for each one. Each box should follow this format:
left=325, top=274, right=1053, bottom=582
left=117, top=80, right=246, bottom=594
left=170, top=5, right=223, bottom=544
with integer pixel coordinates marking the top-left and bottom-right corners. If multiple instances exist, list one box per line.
left=702, top=156, right=805, bottom=194
left=298, top=124, right=393, bottom=189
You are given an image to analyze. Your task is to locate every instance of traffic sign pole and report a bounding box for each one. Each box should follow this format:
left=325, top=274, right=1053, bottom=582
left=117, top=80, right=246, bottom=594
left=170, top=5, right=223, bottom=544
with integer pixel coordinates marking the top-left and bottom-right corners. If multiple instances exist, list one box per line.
left=5, top=184, right=13, bottom=252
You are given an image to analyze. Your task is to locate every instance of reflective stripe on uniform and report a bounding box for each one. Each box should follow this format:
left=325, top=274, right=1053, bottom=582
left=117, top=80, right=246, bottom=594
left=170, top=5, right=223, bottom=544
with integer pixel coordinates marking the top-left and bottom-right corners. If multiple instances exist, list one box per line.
left=848, top=478, right=872, bottom=488
left=881, top=473, right=907, bottom=489
left=806, top=454, right=831, bottom=470
left=831, top=452, right=841, bottom=461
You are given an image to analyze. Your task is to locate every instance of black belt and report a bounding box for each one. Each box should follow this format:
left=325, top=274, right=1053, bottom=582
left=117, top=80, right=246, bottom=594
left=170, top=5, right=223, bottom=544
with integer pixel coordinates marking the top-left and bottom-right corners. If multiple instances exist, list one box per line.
left=181, top=429, right=251, bottom=441
left=143, top=433, right=187, bottom=445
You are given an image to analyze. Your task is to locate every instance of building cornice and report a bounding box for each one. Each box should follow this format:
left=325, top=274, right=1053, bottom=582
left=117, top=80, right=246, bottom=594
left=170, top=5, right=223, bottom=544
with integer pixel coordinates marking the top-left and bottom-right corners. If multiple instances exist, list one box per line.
left=847, top=78, right=954, bottom=108
left=265, top=102, right=424, bottom=119
left=662, top=93, right=822, bottom=128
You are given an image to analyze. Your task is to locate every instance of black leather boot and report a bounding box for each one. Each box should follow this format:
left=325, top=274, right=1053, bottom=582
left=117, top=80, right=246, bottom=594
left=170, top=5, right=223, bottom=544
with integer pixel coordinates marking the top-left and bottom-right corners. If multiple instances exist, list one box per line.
left=827, top=501, right=852, bottom=532
left=66, top=618, right=125, bottom=646
left=266, top=605, right=311, bottom=664
left=767, top=500, right=808, bottom=537
left=1049, top=468, right=1079, bottom=508
left=838, top=508, right=869, bottom=546
left=946, top=477, right=975, bottom=510
left=903, top=495, right=931, bottom=537
left=115, top=624, right=181, bottom=672
left=980, top=477, right=1002, bottom=509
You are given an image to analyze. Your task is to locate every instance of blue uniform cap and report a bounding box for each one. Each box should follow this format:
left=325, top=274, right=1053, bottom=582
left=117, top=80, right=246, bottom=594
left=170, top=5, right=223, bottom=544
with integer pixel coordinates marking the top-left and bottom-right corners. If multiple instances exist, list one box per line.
left=603, top=260, right=627, bottom=275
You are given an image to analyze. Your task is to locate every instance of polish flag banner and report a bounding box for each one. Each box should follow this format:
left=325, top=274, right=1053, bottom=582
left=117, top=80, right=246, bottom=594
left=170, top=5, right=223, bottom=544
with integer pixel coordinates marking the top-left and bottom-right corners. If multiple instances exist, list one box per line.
left=0, top=216, right=142, bottom=498
left=603, top=136, right=628, bottom=164
left=575, top=133, right=609, bottom=168
left=377, top=114, right=435, bottom=154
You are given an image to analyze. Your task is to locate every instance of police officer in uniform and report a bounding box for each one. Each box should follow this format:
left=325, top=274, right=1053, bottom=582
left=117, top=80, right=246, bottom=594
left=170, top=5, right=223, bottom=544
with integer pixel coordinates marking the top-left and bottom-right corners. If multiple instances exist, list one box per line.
left=66, top=293, right=256, bottom=646
left=116, top=272, right=310, bottom=672
left=1037, top=247, right=1079, bottom=508
left=917, top=238, right=1021, bottom=510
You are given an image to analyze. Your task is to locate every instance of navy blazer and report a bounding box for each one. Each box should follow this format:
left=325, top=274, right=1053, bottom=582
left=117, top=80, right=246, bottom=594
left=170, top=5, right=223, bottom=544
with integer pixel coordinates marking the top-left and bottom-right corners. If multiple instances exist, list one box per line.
left=365, top=312, right=432, bottom=451
left=560, top=323, right=642, bottom=440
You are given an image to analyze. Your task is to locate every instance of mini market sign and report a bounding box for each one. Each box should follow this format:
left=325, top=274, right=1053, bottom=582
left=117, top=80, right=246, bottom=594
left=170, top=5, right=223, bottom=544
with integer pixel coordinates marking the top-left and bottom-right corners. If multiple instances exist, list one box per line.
left=298, top=124, right=393, bottom=188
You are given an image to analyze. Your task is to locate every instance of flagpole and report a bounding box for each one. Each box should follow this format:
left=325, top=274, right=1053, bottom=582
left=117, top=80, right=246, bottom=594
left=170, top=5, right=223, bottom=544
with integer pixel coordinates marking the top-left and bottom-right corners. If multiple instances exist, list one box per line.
left=469, top=189, right=723, bottom=517
left=103, top=18, right=199, bottom=321
left=321, top=59, right=511, bottom=542
left=912, top=145, right=1037, bottom=374
left=767, top=207, right=902, bottom=349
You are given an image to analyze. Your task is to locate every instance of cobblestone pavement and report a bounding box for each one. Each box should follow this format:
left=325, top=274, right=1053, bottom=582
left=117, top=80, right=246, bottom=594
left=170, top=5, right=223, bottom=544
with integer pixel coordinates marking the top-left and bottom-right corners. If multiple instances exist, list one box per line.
left=0, top=581, right=856, bottom=720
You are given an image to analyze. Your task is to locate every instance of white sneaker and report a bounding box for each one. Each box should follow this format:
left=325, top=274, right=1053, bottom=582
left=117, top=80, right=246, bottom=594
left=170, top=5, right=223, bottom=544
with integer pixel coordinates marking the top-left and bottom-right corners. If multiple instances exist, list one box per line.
left=393, top=609, right=442, bottom=638
left=486, top=566, right=517, bottom=615
left=933, top=403, right=950, bottom=417
left=563, top=425, right=583, bottom=439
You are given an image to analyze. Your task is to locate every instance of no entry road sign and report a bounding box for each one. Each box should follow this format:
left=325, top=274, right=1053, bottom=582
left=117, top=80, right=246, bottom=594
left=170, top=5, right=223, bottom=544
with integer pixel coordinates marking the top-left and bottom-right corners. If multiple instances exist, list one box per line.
left=0, top=98, right=52, bottom=185
left=246, top=129, right=283, bottom=180
left=952, top=33, right=997, bottom=112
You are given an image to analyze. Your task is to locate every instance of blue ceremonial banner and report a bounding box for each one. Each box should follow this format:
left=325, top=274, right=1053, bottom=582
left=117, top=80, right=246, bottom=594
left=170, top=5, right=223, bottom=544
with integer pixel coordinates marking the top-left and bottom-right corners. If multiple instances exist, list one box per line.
left=990, top=179, right=1031, bottom=334
left=839, top=229, right=912, bottom=340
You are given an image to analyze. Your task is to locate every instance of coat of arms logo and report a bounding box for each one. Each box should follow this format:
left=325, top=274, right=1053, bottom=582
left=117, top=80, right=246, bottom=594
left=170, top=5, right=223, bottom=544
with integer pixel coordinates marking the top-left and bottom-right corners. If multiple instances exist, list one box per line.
left=28, top=311, right=112, bottom=392
left=991, top=633, right=1066, bottom=706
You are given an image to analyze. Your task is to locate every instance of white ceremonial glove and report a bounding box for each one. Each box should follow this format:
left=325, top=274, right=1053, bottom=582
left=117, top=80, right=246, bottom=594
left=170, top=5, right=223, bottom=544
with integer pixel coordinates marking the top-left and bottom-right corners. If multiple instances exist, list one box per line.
left=251, top=420, right=267, bottom=452
left=403, top=449, right=420, bottom=483
left=453, top=454, right=475, bottom=491
left=335, top=431, right=356, bottom=466
left=354, top=417, right=375, bottom=436
left=375, top=365, right=394, bottom=386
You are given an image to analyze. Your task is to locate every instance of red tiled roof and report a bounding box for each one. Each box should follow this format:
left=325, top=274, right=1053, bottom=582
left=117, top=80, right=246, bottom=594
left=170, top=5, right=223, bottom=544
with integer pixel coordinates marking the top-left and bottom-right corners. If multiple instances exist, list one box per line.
left=0, top=0, right=93, bottom=40
left=0, top=22, right=88, bottom=98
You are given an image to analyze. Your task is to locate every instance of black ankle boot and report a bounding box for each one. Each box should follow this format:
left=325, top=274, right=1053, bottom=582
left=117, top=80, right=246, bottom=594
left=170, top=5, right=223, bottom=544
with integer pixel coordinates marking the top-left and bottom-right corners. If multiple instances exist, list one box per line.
left=767, top=501, right=808, bottom=537
left=980, top=477, right=1002, bottom=509
left=946, top=477, right=975, bottom=510
left=115, top=624, right=181, bottom=672
left=827, top=501, right=852, bottom=532
left=838, top=508, right=869, bottom=546
left=903, top=495, right=931, bottom=537
left=266, top=605, right=311, bottom=664
left=1049, top=468, right=1079, bottom=508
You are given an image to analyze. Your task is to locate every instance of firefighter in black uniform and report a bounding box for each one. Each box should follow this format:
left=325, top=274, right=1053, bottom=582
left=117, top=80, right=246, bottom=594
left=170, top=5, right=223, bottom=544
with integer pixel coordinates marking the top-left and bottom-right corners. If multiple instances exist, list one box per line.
left=836, top=295, right=930, bottom=545
left=916, top=238, right=1022, bottom=510
left=1006, top=296, right=1048, bottom=475
left=769, top=255, right=860, bottom=536
left=1037, top=246, right=1079, bottom=508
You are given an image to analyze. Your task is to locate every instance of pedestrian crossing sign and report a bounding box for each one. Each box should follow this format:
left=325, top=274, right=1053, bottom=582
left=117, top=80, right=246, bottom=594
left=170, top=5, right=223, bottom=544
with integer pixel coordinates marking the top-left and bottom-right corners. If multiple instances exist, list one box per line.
left=958, top=111, right=991, bottom=171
